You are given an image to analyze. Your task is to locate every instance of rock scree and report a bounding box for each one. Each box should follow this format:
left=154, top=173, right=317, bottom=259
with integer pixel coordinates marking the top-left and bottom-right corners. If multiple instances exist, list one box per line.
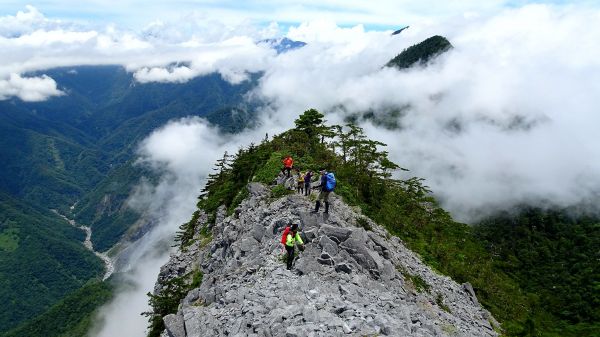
left=154, top=182, right=499, bottom=337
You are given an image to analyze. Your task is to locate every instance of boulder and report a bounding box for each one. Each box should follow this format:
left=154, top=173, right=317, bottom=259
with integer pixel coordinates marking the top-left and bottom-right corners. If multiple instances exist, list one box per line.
left=163, top=314, right=185, bottom=337
left=319, top=225, right=352, bottom=243
left=153, top=181, right=500, bottom=337
left=319, top=235, right=339, bottom=256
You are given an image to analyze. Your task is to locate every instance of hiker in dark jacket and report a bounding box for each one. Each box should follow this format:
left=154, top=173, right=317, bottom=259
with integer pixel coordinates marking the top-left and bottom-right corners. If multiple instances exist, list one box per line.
left=285, top=223, right=304, bottom=270
left=312, top=169, right=335, bottom=214
left=303, top=170, right=313, bottom=196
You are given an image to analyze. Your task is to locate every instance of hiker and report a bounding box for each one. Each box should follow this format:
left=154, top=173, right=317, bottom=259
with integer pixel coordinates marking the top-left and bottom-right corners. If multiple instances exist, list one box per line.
left=282, top=156, right=294, bottom=177
left=312, top=169, right=336, bottom=214
left=285, top=223, right=304, bottom=270
left=304, top=170, right=313, bottom=196
left=280, top=222, right=292, bottom=248
left=296, top=169, right=304, bottom=194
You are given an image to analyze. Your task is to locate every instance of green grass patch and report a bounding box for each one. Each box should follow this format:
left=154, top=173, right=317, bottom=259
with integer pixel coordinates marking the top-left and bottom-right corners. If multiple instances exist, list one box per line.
left=0, top=228, right=20, bottom=252
left=271, top=185, right=294, bottom=199
left=253, top=151, right=284, bottom=184
left=397, top=266, right=431, bottom=293
left=436, top=293, right=451, bottom=313
left=355, top=217, right=372, bottom=231
left=198, top=225, right=213, bottom=249
left=190, top=269, right=203, bottom=289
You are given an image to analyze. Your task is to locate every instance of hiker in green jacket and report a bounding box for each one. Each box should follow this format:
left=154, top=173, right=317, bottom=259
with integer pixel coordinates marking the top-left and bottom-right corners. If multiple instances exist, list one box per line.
left=285, top=223, right=304, bottom=270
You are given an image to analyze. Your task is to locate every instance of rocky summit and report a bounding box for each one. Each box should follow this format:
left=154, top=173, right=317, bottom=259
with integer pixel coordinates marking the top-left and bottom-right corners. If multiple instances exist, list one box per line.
left=155, top=182, right=499, bottom=337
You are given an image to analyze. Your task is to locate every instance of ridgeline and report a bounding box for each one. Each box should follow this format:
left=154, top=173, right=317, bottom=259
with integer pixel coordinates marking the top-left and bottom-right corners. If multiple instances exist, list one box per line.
left=145, top=109, right=600, bottom=337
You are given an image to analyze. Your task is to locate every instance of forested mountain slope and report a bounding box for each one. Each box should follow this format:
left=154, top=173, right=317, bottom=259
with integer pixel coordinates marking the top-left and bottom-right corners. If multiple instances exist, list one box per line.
left=0, top=66, right=257, bottom=333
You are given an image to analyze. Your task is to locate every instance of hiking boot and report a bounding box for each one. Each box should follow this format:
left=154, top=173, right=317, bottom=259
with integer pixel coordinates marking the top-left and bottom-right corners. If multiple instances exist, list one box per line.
left=311, top=201, right=321, bottom=213
left=324, top=202, right=330, bottom=214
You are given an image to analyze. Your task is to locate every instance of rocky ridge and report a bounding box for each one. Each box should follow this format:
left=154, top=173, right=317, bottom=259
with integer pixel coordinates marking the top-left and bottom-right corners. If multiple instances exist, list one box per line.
left=155, top=182, right=499, bottom=337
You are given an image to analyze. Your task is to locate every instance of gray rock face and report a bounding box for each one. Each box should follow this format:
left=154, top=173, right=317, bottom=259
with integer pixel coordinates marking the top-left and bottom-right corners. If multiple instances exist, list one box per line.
left=163, top=314, right=186, bottom=337
left=156, top=183, right=499, bottom=337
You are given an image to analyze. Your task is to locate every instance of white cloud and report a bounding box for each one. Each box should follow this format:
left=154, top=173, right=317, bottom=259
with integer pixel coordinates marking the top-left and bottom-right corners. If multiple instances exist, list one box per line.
left=131, top=36, right=274, bottom=84
left=0, top=6, right=280, bottom=100
left=0, top=73, right=63, bottom=101
left=90, top=117, right=268, bottom=337
left=251, top=4, right=600, bottom=220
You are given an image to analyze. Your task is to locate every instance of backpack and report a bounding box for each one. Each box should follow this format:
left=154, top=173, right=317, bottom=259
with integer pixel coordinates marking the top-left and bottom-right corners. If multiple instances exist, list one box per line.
left=325, top=172, right=336, bottom=192
left=281, top=226, right=290, bottom=245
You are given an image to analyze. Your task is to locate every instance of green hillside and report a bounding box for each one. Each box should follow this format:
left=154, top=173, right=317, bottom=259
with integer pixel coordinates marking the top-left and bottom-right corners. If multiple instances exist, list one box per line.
left=387, top=35, right=453, bottom=69
left=0, top=192, right=104, bottom=332
left=476, top=207, right=600, bottom=336
left=165, top=109, right=599, bottom=337
left=2, top=280, right=113, bottom=337
left=0, top=66, right=258, bottom=332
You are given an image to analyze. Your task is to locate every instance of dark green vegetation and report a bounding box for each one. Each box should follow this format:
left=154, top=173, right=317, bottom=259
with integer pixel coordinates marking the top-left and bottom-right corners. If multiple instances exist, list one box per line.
left=387, top=35, right=453, bottom=69
left=475, top=207, right=600, bottom=336
left=144, top=270, right=203, bottom=337
left=2, top=280, right=113, bottom=337
left=171, top=109, right=599, bottom=337
left=0, top=192, right=104, bottom=332
left=0, top=65, right=257, bottom=332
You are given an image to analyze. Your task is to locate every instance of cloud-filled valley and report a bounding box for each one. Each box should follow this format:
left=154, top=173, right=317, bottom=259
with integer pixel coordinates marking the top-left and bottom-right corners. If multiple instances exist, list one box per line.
left=3, top=3, right=600, bottom=336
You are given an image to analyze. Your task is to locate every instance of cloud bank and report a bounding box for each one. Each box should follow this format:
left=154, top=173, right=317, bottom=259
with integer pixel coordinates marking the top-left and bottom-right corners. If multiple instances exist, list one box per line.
left=5, top=3, right=600, bottom=336
left=90, top=118, right=259, bottom=337
left=251, top=4, right=600, bottom=220
left=0, top=73, right=63, bottom=101
left=3, top=3, right=598, bottom=221
left=0, top=6, right=277, bottom=101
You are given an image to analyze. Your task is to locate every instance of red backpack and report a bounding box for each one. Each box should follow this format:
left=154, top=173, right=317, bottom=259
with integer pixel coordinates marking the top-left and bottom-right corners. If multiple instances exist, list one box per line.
left=281, top=226, right=290, bottom=245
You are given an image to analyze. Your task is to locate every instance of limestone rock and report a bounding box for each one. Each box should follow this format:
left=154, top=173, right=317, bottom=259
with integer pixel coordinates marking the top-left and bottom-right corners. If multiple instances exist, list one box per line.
left=163, top=314, right=186, bottom=337
left=154, top=183, right=499, bottom=337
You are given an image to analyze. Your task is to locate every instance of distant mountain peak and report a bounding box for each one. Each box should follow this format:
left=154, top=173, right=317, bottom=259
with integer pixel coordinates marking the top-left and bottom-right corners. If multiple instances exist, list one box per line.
left=259, top=37, right=307, bottom=54
left=387, top=35, right=453, bottom=69
left=391, top=26, right=409, bottom=36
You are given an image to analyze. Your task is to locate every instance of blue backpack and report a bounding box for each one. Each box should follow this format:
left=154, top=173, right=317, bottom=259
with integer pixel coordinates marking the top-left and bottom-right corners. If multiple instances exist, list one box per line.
left=325, top=172, right=336, bottom=192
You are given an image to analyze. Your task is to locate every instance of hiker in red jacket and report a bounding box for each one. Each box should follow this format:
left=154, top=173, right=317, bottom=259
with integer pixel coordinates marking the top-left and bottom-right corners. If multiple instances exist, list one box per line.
left=282, top=156, right=293, bottom=177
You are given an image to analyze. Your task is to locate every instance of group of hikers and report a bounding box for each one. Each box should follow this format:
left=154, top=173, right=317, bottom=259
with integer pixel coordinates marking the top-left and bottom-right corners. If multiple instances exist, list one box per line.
left=281, top=155, right=336, bottom=214
left=280, top=155, right=337, bottom=270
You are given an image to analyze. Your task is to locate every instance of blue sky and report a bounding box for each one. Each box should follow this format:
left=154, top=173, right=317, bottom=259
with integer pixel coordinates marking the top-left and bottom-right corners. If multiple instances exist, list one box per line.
left=2, top=0, right=594, bottom=32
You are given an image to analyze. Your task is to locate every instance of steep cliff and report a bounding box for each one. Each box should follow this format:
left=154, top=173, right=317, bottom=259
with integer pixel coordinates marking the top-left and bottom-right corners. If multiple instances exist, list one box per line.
left=154, top=182, right=499, bottom=337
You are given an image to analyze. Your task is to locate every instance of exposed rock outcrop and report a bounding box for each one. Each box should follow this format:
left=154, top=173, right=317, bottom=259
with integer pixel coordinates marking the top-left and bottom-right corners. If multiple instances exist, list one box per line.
left=155, top=182, right=499, bottom=337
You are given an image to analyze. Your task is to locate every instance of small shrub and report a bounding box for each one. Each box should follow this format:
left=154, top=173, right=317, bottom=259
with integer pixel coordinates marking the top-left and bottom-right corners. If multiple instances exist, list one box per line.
left=410, top=274, right=431, bottom=293
left=397, top=266, right=431, bottom=293
left=227, top=188, right=249, bottom=215
left=441, top=324, right=458, bottom=335
left=198, top=226, right=213, bottom=249
left=436, top=293, right=451, bottom=313
left=253, top=151, right=285, bottom=184
left=356, top=217, right=372, bottom=231
left=271, top=185, right=293, bottom=199
left=190, top=269, right=203, bottom=289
